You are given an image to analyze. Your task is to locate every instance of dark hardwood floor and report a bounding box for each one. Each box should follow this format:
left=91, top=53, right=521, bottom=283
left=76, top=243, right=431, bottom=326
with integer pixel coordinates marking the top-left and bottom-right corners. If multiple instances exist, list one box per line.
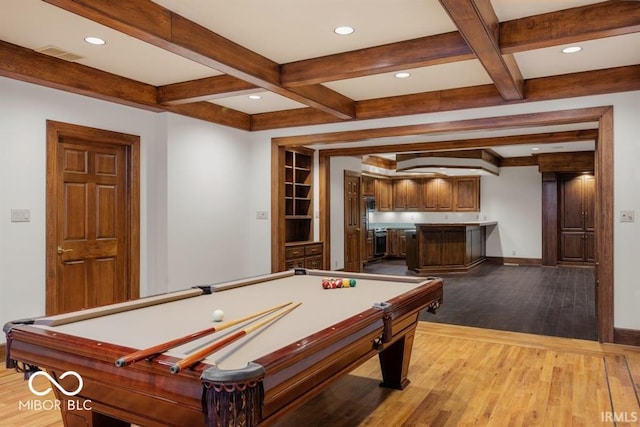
left=364, top=260, right=597, bottom=341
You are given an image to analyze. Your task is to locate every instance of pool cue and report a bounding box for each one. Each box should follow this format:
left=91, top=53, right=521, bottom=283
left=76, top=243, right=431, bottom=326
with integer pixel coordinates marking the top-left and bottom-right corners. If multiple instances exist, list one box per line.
left=169, top=302, right=302, bottom=374
left=115, top=301, right=293, bottom=367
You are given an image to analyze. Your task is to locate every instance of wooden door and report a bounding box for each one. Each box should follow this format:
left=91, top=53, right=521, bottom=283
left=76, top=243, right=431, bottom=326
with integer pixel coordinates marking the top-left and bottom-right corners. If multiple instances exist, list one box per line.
left=344, top=171, right=361, bottom=272
left=559, top=174, right=595, bottom=263
left=47, top=121, right=140, bottom=315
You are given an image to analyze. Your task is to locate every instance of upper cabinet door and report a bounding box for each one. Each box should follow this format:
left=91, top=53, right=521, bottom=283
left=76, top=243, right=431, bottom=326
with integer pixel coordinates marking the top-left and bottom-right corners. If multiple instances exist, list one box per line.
left=422, top=178, right=453, bottom=211
left=453, top=177, right=480, bottom=212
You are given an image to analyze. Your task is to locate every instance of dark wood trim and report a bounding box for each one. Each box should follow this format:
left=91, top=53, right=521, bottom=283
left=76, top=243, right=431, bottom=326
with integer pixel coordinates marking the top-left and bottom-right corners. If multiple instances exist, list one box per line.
left=0, top=40, right=159, bottom=111
left=270, top=142, right=284, bottom=272
left=281, top=31, right=473, bottom=86
left=322, top=130, right=598, bottom=158
left=500, top=156, right=538, bottom=167
left=255, top=66, right=640, bottom=129
left=485, top=257, right=542, bottom=266
left=614, top=328, right=640, bottom=347
left=596, top=107, right=615, bottom=343
left=536, top=152, right=594, bottom=173
left=0, top=343, right=5, bottom=361
left=157, top=75, right=259, bottom=105
left=319, top=154, right=331, bottom=270
left=362, top=155, right=396, bottom=170
left=273, top=108, right=606, bottom=146
left=46, top=121, right=140, bottom=314
left=500, top=0, right=640, bottom=53
left=541, top=173, right=559, bottom=267
left=439, top=0, right=523, bottom=100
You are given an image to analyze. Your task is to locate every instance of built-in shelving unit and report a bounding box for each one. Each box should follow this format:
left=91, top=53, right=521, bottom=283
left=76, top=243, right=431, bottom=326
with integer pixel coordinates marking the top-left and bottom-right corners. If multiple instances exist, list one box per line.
left=284, top=149, right=313, bottom=243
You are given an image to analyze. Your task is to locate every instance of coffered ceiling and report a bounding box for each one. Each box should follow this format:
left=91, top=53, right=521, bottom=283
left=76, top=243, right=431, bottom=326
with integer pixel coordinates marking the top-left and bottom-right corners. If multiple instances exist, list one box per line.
left=1, top=0, right=638, bottom=154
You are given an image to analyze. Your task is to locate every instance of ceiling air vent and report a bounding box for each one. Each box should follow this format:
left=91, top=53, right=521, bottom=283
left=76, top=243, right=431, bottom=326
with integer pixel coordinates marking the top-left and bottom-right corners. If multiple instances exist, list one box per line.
left=35, top=45, right=83, bottom=62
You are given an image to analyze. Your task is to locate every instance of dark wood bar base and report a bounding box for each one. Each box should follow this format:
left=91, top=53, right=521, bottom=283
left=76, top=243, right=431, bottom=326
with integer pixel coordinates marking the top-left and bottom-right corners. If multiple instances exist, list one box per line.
left=415, top=223, right=495, bottom=275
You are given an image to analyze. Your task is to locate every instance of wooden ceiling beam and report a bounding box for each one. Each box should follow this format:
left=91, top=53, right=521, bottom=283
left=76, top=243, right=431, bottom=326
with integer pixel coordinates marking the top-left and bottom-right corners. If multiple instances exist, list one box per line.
left=0, top=40, right=252, bottom=130
left=501, top=0, right=640, bottom=53
left=43, top=0, right=356, bottom=119
left=274, top=108, right=606, bottom=147
left=158, top=75, right=259, bottom=105
left=281, top=32, right=473, bottom=87
left=439, top=0, right=524, bottom=100
left=0, top=40, right=160, bottom=111
left=254, top=65, right=640, bottom=130
left=317, top=130, right=598, bottom=158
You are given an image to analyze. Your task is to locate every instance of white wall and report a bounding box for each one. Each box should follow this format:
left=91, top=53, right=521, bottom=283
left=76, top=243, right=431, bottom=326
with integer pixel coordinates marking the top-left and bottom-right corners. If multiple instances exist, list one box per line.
left=165, top=114, right=256, bottom=289
left=0, top=77, right=162, bottom=336
left=482, top=166, right=542, bottom=259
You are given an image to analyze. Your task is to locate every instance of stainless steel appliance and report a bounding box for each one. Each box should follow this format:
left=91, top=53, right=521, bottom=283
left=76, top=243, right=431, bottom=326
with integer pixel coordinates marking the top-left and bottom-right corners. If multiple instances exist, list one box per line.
left=374, top=228, right=387, bottom=257
left=365, top=196, right=376, bottom=212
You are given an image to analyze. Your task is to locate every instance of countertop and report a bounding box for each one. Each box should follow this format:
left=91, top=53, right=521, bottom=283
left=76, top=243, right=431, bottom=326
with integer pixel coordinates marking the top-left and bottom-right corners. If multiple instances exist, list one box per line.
left=415, top=221, right=497, bottom=227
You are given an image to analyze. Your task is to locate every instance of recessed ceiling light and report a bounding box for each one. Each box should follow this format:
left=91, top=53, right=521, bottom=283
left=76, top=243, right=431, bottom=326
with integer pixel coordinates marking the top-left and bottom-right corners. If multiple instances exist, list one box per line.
left=531, top=147, right=540, bottom=151
left=562, top=46, right=582, bottom=54
left=334, top=26, right=354, bottom=35
left=84, top=36, right=106, bottom=45
left=394, top=72, right=411, bottom=79
left=248, top=95, right=261, bottom=100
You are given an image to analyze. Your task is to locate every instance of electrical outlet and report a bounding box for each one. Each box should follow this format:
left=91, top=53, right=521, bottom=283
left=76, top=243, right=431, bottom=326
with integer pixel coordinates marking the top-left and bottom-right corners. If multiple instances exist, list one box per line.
left=11, top=209, right=30, bottom=222
left=620, top=210, right=635, bottom=223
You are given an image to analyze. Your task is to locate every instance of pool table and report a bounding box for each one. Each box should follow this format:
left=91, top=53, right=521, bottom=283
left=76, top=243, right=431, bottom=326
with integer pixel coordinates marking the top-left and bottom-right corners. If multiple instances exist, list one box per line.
left=5, top=269, right=443, bottom=426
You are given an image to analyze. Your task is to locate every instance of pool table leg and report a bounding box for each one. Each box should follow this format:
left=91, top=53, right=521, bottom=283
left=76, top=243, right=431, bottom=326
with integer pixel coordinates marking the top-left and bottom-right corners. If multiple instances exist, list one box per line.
left=378, top=326, right=416, bottom=390
left=201, top=363, right=265, bottom=427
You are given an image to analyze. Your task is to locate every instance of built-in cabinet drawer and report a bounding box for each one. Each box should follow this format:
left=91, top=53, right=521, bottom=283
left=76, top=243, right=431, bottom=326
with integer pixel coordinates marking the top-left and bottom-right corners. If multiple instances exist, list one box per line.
left=285, top=241, right=324, bottom=270
left=304, top=243, right=323, bottom=256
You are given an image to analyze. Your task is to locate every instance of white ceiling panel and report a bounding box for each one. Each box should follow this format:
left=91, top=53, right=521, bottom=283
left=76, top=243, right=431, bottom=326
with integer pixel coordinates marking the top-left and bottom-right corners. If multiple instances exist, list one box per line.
left=152, top=0, right=458, bottom=63
left=323, top=60, right=493, bottom=101
left=210, top=91, right=307, bottom=114
left=515, top=33, right=640, bottom=79
left=491, top=0, right=603, bottom=21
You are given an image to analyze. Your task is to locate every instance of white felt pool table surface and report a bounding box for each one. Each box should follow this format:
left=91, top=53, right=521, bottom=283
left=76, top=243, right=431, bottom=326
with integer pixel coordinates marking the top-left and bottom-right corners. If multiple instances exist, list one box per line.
left=33, top=271, right=433, bottom=370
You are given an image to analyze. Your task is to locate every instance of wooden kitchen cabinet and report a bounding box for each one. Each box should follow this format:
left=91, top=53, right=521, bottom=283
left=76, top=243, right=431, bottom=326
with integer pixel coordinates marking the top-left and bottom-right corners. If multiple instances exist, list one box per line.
left=421, top=178, right=453, bottom=211
left=285, top=242, right=324, bottom=270
left=392, top=178, right=421, bottom=210
left=454, top=176, right=480, bottom=212
left=362, top=175, right=375, bottom=197
left=386, top=229, right=410, bottom=258
left=366, top=230, right=375, bottom=260
left=375, top=178, right=392, bottom=211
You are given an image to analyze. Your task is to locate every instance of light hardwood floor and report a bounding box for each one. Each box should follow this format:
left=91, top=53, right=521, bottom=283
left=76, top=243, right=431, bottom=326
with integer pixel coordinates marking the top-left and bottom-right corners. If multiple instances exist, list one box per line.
left=2, top=323, right=639, bottom=426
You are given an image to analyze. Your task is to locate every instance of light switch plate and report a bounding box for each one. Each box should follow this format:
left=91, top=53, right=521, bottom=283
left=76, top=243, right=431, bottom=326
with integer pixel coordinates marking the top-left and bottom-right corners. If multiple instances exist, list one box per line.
left=11, top=209, right=31, bottom=222
left=620, top=210, right=635, bottom=223
left=256, top=211, right=269, bottom=220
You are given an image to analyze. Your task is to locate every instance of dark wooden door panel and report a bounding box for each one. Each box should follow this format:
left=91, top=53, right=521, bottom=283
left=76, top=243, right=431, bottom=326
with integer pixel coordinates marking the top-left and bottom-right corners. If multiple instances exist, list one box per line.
left=561, top=176, right=584, bottom=231
left=442, top=229, right=465, bottom=265
left=344, top=172, right=361, bottom=272
left=559, top=173, right=596, bottom=263
left=48, top=121, right=139, bottom=316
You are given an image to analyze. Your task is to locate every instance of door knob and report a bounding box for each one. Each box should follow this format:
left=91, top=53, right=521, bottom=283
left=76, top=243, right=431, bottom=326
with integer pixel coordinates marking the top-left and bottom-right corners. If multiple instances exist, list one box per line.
left=57, top=246, right=73, bottom=254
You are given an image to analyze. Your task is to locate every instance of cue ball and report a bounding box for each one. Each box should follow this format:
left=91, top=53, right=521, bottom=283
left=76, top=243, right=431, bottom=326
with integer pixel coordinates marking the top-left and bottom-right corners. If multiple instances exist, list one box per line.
left=212, top=309, right=224, bottom=322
